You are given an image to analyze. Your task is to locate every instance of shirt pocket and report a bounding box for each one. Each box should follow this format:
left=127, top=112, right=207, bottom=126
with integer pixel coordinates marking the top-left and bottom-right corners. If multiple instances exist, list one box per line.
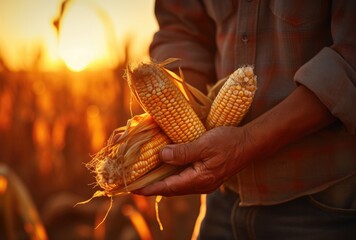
left=203, top=0, right=235, bottom=24
left=269, top=0, right=327, bottom=26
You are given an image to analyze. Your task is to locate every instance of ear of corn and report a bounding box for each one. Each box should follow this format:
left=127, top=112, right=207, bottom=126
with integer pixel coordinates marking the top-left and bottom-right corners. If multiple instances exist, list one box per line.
left=206, top=66, right=257, bottom=129
left=163, top=65, right=212, bottom=122
left=127, top=60, right=207, bottom=143
left=98, top=132, right=170, bottom=191
left=87, top=113, right=172, bottom=195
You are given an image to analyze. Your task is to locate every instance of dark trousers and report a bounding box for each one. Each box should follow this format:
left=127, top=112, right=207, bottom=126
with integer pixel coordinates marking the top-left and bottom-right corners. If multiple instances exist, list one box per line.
left=198, top=188, right=356, bottom=240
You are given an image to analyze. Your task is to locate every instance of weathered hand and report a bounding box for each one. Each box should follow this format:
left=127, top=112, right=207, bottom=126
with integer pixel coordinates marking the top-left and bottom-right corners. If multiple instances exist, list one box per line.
left=134, top=85, right=337, bottom=197
left=133, top=126, right=253, bottom=196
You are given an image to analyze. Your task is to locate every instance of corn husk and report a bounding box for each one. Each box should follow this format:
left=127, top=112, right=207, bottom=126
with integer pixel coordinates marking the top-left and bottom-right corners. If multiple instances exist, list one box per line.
left=87, top=113, right=177, bottom=196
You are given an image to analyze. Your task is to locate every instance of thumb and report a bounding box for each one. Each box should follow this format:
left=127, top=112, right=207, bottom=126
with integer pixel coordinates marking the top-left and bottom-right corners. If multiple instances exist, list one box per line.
left=159, top=140, right=204, bottom=166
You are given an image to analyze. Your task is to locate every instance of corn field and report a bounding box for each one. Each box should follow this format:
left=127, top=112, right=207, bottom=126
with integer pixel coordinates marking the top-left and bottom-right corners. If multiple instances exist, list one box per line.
left=0, top=50, right=200, bottom=239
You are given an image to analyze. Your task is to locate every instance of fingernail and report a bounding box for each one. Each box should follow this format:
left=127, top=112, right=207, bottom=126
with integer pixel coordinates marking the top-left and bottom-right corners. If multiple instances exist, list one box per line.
left=161, top=146, right=173, bottom=162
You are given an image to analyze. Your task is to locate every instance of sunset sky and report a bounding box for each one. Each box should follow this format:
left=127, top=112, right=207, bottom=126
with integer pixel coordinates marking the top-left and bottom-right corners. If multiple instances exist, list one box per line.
left=0, top=0, right=158, bottom=71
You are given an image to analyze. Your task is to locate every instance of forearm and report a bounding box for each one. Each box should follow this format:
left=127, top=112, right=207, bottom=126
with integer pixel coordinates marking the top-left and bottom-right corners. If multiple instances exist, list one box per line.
left=244, top=85, right=336, bottom=159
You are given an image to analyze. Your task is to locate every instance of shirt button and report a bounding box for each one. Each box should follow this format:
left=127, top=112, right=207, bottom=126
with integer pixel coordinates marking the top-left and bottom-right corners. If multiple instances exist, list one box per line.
left=241, top=34, right=248, bottom=43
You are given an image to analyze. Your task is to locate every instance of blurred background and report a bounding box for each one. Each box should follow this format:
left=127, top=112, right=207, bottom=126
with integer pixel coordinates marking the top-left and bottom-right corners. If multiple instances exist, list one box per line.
left=0, top=0, right=200, bottom=239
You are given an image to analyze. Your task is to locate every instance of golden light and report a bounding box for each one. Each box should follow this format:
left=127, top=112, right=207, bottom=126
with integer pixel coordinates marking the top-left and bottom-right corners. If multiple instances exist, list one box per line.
left=0, top=176, right=8, bottom=194
left=58, top=1, right=112, bottom=72
left=191, top=194, right=207, bottom=240
left=0, top=0, right=158, bottom=71
left=122, top=204, right=153, bottom=240
left=86, top=104, right=106, bottom=152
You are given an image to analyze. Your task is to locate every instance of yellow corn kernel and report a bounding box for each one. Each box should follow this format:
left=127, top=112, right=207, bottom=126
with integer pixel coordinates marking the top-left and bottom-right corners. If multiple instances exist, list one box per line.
left=206, top=66, right=257, bottom=130
left=96, top=132, right=171, bottom=192
left=127, top=61, right=206, bottom=143
left=88, top=113, right=172, bottom=194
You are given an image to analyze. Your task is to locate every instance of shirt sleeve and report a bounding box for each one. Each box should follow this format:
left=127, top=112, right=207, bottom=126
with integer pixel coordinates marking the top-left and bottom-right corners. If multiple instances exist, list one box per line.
left=294, top=1, right=356, bottom=133
left=149, top=0, right=217, bottom=85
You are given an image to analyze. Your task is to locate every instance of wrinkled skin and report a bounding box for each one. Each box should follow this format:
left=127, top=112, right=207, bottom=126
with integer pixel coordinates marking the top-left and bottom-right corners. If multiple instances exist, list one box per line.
left=133, top=85, right=336, bottom=197
left=134, top=126, right=255, bottom=196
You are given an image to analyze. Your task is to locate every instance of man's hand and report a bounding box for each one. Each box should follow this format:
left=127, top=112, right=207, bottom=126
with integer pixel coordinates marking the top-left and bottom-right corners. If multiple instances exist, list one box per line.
left=133, top=126, right=254, bottom=196
left=133, top=85, right=336, bottom=197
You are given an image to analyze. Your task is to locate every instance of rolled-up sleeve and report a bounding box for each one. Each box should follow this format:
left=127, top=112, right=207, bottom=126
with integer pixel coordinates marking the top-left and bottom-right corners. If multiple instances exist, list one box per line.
left=149, top=0, right=216, bottom=83
left=294, top=1, right=356, bottom=133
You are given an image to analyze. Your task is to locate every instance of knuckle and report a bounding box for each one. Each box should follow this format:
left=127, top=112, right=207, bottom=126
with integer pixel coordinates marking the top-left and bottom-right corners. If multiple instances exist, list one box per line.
left=173, top=144, right=190, bottom=163
left=194, top=162, right=224, bottom=193
left=193, top=174, right=219, bottom=194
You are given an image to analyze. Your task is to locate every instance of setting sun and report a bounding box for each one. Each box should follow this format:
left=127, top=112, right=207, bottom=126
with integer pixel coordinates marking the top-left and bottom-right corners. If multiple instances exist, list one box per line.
left=57, top=1, right=114, bottom=72
left=0, top=0, right=158, bottom=71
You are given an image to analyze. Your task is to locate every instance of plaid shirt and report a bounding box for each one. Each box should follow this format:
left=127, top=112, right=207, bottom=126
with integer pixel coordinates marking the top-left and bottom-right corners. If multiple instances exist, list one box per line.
left=150, top=0, right=356, bottom=205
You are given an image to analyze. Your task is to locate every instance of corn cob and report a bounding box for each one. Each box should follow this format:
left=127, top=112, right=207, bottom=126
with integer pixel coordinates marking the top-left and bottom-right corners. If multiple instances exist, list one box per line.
left=88, top=113, right=172, bottom=195
left=127, top=61, right=207, bottom=143
left=96, top=132, right=170, bottom=191
left=206, top=66, right=257, bottom=129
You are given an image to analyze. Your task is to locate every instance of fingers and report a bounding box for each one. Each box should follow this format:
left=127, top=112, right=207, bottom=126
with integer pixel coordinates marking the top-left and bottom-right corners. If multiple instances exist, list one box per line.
left=159, top=138, right=206, bottom=166
left=133, top=162, right=220, bottom=196
left=134, top=127, right=247, bottom=196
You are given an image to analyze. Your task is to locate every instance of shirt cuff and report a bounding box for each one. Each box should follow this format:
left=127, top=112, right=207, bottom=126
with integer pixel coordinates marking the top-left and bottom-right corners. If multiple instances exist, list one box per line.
left=294, top=47, right=356, bottom=133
